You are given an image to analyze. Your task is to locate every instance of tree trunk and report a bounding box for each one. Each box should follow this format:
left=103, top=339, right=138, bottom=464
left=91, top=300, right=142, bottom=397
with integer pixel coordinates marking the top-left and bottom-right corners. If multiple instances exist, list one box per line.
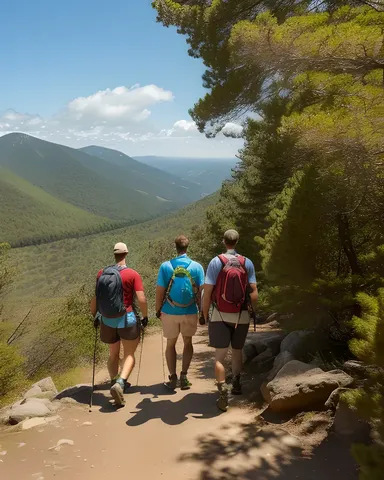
left=337, top=213, right=362, bottom=277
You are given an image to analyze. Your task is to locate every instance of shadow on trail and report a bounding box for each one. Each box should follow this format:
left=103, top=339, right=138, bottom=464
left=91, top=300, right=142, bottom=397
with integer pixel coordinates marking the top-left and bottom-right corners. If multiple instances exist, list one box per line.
left=127, top=392, right=221, bottom=427
left=56, top=381, right=178, bottom=413
left=178, top=420, right=359, bottom=480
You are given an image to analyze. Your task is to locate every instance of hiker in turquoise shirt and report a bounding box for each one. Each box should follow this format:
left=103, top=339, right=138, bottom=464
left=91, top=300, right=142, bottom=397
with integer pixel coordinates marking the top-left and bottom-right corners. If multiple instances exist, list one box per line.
left=156, top=235, right=204, bottom=390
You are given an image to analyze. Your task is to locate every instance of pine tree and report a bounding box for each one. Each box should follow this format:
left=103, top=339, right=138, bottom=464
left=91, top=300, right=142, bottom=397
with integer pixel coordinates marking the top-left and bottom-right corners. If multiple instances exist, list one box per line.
left=346, top=289, right=384, bottom=479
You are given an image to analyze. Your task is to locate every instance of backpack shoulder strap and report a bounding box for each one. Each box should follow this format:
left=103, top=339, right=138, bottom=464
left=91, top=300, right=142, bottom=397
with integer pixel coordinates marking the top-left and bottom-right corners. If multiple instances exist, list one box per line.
left=237, top=255, right=246, bottom=267
left=218, top=254, right=228, bottom=267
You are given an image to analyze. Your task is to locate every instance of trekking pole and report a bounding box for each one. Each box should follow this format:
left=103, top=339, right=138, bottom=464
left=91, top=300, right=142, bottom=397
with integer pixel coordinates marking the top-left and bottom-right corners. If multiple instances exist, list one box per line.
left=136, top=326, right=145, bottom=387
left=89, top=321, right=99, bottom=413
left=161, top=330, right=166, bottom=384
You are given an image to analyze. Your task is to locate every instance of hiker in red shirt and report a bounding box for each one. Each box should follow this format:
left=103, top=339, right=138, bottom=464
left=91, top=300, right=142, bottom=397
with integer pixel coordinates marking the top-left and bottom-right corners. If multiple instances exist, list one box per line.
left=202, top=230, right=258, bottom=411
left=90, top=242, right=148, bottom=407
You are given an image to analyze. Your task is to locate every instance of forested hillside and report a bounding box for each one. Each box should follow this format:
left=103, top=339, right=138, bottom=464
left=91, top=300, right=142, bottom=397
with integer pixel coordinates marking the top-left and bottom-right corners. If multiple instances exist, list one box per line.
left=0, top=133, right=208, bottom=246
left=154, top=0, right=384, bottom=473
left=0, top=168, right=116, bottom=247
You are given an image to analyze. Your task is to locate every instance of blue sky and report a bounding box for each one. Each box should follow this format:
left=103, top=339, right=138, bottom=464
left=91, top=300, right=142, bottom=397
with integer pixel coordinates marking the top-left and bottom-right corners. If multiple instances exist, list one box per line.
left=1, top=0, right=243, bottom=157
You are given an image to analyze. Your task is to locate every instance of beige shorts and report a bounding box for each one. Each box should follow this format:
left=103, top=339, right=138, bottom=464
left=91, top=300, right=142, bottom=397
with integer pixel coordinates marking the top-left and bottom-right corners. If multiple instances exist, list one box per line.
left=161, top=313, right=198, bottom=339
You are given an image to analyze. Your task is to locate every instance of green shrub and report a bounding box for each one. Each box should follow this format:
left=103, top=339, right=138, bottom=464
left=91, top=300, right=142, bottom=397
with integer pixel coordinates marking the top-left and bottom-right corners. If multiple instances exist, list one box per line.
left=348, top=289, right=384, bottom=479
left=0, top=341, right=25, bottom=398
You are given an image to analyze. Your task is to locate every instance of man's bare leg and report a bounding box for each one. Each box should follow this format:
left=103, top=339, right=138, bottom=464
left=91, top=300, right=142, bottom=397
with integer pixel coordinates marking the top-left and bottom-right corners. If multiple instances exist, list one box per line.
left=108, top=341, right=120, bottom=380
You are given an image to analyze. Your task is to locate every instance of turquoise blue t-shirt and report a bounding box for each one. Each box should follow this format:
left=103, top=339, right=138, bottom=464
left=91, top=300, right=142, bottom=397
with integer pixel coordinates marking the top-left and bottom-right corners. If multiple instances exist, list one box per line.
left=157, top=254, right=205, bottom=315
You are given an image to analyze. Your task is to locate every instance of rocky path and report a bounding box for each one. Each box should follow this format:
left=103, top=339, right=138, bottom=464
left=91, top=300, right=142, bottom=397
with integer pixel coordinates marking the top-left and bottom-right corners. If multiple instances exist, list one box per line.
left=0, top=329, right=359, bottom=479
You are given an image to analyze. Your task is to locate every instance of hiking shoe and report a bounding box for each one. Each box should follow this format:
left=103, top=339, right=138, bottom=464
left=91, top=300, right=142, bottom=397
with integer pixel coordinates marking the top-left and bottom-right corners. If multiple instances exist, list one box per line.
left=123, top=381, right=131, bottom=394
left=164, top=374, right=178, bottom=390
left=216, top=382, right=230, bottom=412
left=180, top=373, right=192, bottom=390
left=110, top=379, right=125, bottom=407
left=231, top=375, right=242, bottom=395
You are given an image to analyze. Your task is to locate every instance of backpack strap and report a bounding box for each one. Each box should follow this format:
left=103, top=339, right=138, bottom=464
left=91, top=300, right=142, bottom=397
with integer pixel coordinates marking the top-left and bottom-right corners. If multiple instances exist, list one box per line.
left=218, top=254, right=228, bottom=268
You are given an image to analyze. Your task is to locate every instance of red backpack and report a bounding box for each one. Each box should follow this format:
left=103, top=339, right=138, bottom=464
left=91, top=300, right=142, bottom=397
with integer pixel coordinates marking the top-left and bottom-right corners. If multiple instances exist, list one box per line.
left=213, top=254, right=248, bottom=313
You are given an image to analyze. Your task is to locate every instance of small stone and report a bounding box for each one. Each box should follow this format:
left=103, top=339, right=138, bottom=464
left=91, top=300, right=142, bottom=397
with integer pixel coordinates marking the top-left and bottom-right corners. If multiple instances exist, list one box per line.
left=20, top=415, right=60, bottom=431
left=0, top=451, right=6, bottom=456
left=49, top=439, right=74, bottom=452
left=18, top=443, right=26, bottom=447
left=82, top=422, right=92, bottom=426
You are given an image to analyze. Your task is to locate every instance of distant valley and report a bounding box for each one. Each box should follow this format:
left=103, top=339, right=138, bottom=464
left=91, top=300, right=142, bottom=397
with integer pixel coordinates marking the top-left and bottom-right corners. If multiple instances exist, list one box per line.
left=135, top=156, right=237, bottom=195
left=0, top=133, right=233, bottom=247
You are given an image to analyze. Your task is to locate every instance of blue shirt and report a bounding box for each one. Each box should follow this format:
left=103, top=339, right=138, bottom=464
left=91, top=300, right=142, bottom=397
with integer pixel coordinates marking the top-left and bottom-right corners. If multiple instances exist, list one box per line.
left=157, top=254, right=205, bottom=315
left=205, top=251, right=257, bottom=286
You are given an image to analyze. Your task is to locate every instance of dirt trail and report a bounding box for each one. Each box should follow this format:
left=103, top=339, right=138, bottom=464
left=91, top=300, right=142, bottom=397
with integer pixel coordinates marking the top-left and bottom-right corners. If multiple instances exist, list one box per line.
left=0, top=329, right=358, bottom=479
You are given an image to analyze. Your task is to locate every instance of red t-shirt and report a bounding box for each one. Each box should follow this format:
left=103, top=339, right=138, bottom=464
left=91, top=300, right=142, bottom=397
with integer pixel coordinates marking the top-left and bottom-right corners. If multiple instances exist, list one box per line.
left=96, top=267, right=144, bottom=313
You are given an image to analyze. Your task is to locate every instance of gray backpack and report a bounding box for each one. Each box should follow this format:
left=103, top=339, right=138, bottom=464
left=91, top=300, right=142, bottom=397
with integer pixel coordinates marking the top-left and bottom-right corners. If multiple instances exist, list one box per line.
left=96, top=265, right=126, bottom=317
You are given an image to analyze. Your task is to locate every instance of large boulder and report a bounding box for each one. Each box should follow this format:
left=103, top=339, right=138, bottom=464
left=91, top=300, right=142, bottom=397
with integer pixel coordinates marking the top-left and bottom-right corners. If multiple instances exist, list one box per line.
left=262, top=360, right=354, bottom=413
left=267, top=351, right=295, bottom=381
left=243, top=331, right=286, bottom=363
left=33, top=377, right=58, bottom=394
left=342, top=360, right=381, bottom=387
left=280, top=331, right=312, bottom=358
left=246, top=348, right=275, bottom=374
left=21, top=397, right=59, bottom=413
left=23, top=385, right=42, bottom=399
left=8, top=400, right=52, bottom=424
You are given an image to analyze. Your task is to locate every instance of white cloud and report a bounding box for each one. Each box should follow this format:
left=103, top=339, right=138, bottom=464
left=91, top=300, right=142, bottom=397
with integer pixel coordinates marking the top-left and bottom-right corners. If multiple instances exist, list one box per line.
left=0, top=85, right=243, bottom=157
left=222, top=122, right=244, bottom=137
left=173, top=120, right=198, bottom=132
left=66, top=85, right=173, bottom=125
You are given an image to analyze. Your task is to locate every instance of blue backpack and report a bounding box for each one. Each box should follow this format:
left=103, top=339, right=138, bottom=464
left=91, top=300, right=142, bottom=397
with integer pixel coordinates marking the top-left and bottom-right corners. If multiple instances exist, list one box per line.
left=165, top=260, right=198, bottom=308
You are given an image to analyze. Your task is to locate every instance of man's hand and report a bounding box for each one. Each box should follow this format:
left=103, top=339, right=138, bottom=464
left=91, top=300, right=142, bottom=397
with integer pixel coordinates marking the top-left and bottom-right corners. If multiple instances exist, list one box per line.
left=94, top=312, right=102, bottom=328
left=156, top=310, right=162, bottom=319
left=199, top=314, right=206, bottom=326
left=141, top=317, right=149, bottom=329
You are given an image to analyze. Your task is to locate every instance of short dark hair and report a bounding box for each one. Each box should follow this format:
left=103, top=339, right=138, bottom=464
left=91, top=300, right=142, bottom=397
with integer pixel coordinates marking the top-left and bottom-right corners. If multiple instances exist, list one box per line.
left=175, top=235, right=189, bottom=253
left=114, top=252, right=128, bottom=263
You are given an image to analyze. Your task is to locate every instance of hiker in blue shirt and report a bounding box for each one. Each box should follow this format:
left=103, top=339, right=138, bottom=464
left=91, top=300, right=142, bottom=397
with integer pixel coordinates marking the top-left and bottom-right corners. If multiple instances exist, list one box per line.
left=156, top=235, right=205, bottom=390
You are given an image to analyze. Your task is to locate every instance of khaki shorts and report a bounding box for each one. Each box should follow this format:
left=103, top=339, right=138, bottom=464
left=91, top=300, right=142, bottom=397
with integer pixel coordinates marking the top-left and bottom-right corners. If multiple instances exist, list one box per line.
left=161, top=313, right=198, bottom=339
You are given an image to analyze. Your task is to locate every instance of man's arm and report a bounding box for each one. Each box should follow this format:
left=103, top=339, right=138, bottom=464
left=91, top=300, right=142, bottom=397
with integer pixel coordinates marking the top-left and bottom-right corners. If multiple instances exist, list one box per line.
left=203, top=284, right=214, bottom=320
left=135, top=290, right=148, bottom=318
left=248, top=283, right=258, bottom=311
left=245, top=259, right=258, bottom=310
left=156, top=285, right=166, bottom=314
left=90, top=296, right=97, bottom=316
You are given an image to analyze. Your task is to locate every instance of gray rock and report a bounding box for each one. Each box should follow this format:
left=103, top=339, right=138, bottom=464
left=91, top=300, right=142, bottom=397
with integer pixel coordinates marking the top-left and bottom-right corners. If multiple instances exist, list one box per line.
left=243, top=331, right=286, bottom=363
left=333, top=398, right=371, bottom=441
left=342, top=360, right=382, bottom=382
left=17, top=415, right=61, bottom=431
left=33, top=390, right=57, bottom=401
left=246, top=348, right=275, bottom=374
left=267, top=351, right=295, bottom=381
left=325, top=387, right=351, bottom=410
left=22, top=397, right=58, bottom=412
left=33, top=377, right=58, bottom=394
left=262, top=360, right=354, bottom=412
left=9, top=401, right=52, bottom=424
left=59, top=397, right=78, bottom=405
left=280, top=331, right=311, bottom=357
left=23, top=386, right=42, bottom=399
